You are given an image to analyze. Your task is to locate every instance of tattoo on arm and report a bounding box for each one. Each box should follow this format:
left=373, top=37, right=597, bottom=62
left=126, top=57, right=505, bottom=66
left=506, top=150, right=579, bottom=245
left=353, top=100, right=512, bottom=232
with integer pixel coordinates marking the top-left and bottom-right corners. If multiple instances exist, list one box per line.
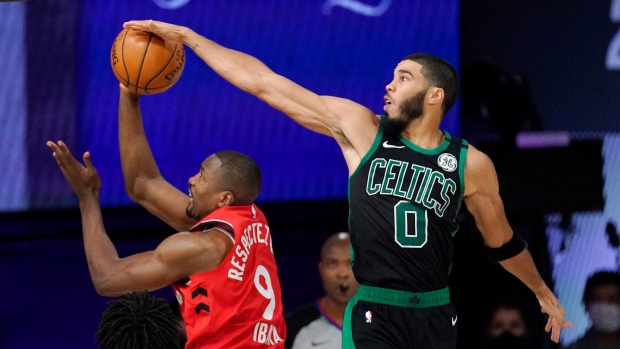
left=191, top=42, right=199, bottom=50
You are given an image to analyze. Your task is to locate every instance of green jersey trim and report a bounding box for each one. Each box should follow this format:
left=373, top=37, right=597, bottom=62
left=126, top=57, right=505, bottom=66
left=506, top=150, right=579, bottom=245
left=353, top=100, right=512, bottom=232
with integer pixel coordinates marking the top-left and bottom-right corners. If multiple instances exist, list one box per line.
left=355, top=285, right=450, bottom=308
left=342, top=297, right=359, bottom=349
left=400, top=131, right=452, bottom=155
left=349, top=121, right=384, bottom=181
left=458, top=139, right=469, bottom=198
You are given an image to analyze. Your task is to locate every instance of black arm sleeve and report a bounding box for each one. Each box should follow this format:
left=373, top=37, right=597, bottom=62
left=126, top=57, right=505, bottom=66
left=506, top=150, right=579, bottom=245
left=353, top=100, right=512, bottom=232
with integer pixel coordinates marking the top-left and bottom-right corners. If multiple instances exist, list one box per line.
left=484, top=227, right=527, bottom=262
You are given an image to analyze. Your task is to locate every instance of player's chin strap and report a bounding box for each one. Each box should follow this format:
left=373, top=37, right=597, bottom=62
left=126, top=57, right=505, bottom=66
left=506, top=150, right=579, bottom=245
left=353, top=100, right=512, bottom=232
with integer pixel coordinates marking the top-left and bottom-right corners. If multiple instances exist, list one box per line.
left=484, top=227, right=527, bottom=262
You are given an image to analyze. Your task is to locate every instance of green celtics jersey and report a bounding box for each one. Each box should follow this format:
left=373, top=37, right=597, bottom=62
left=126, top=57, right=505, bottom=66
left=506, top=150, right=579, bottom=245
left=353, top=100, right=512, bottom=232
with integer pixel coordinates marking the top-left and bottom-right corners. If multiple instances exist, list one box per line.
left=348, top=119, right=468, bottom=292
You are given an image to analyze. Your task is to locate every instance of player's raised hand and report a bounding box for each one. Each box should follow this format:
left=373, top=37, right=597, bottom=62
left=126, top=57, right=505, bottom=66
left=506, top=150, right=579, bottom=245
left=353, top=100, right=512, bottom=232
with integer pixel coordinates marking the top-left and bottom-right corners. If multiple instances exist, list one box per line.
left=535, top=287, right=572, bottom=343
left=123, top=20, right=185, bottom=45
left=46, top=141, right=101, bottom=198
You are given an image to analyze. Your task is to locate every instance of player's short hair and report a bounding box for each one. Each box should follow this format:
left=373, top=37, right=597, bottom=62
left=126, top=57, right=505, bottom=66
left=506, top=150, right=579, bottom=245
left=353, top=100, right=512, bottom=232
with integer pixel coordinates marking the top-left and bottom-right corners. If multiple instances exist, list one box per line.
left=214, top=151, right=262, bottom=205
left=402, top=53, right=459, bottom=117
left=583, top=270, right=620, bottom=304
left=96, top=291, right=181, bottom=349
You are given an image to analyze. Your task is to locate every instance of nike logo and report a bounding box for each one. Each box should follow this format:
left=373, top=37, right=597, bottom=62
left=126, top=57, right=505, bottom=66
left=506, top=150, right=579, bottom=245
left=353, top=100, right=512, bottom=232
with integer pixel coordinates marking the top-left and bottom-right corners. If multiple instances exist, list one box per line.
left=452, top=315, right=457, bottom=326
left=382, top=141, right=405, bottom=149
left=311, top=340, right=330, bottom=346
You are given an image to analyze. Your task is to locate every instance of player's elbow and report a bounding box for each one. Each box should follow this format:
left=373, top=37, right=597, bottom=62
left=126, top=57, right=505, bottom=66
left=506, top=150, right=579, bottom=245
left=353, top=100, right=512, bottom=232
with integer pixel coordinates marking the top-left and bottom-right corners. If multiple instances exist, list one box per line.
left=92, top=277, right=119, bottom=297
left=243, top=71, right=268, bottom=96
left=124, top=177, right=151, bottom=203
left=94, top=286, right=116, bottom=297
left=124, top=185, right=144, bottom=204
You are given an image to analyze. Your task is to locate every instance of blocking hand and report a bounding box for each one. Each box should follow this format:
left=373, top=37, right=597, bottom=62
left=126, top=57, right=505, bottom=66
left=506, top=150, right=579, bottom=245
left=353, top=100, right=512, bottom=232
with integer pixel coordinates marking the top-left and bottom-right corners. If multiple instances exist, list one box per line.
left=536, top=287, right=573, bottom=343
left=123, top=19, right=185, bottom=45
left=46, top=140, right=101, bottom=198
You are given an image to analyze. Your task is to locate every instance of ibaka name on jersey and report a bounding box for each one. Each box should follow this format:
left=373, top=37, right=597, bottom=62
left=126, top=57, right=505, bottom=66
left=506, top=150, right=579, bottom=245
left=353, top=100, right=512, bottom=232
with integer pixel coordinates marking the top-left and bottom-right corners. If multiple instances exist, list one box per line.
left=228, top=222, right=273, bottom=281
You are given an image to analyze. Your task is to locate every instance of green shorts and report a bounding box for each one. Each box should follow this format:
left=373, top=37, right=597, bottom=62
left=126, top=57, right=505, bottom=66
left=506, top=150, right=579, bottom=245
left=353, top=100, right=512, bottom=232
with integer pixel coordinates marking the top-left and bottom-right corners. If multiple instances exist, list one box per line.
left=343, top=285, right=457, bottom=349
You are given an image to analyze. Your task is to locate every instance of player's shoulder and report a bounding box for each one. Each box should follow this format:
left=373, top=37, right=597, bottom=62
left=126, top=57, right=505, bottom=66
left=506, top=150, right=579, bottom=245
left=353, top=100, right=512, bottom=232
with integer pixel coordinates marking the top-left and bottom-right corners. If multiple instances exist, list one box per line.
left=464, top=143, right=494, bottom=174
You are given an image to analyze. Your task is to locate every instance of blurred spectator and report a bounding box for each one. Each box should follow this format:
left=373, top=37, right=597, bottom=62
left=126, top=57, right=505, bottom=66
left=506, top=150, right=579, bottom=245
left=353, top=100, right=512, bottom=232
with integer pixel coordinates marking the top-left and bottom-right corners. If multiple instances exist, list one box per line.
left=481, top=302, right=531, bottom=349
left=285, top=232, right=359, bottom=349
left=565, top=271, right=620, bottom=349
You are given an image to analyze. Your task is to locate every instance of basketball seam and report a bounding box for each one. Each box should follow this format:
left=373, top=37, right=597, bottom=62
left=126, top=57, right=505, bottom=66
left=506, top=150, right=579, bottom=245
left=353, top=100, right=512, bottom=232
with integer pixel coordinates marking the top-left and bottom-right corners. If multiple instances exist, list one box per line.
left=144, top=44, right=180, bottom=94
left=135, top=33, right=154, bottom=94
left=120, top=29, right=131, bottom=86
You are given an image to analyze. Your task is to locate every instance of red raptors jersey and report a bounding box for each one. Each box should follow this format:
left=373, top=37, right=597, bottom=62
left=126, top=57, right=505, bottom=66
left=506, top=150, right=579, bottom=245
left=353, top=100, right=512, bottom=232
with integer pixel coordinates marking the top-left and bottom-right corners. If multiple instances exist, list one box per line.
left=173, top=204, right=286, bottom=348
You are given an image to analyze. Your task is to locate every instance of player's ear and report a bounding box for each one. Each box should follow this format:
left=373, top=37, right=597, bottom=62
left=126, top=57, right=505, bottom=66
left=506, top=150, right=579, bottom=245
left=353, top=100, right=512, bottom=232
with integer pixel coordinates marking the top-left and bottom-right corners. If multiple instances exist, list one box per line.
left=427, top=87, right=444, bottom=106
left=218, top=191, right=234, bottom=207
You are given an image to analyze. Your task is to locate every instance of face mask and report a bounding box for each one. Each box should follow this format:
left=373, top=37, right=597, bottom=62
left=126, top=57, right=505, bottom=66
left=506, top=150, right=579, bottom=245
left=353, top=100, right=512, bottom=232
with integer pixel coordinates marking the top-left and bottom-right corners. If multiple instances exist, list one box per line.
left=588, top=301, right=620, bottom=333
left=485, top=332, right=527, bottom=349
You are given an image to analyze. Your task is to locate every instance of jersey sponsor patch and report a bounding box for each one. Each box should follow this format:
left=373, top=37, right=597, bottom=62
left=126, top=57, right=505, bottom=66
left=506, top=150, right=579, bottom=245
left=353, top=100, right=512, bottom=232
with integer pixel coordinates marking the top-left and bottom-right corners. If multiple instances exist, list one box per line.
left=437, top=153, right=457, bottom=172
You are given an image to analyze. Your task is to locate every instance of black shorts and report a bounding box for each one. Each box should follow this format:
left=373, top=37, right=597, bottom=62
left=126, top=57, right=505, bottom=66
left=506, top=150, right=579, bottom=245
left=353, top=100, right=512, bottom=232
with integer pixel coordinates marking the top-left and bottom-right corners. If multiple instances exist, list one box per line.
left=343, top=285, right=457, bottom=349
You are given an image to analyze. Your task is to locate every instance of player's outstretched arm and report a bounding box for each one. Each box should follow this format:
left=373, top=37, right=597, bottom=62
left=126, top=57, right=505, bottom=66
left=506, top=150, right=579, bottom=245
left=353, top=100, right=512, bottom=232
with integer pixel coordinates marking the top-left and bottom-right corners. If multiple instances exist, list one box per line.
left=122, top=20, right=379, bottom=161
left=83, top=230, right=233, bottom=297
left=118, top=86, right=196, bottom=232
left=463, top=146, right=572, bottom=343
left=47, top=140, right=232, bottom=295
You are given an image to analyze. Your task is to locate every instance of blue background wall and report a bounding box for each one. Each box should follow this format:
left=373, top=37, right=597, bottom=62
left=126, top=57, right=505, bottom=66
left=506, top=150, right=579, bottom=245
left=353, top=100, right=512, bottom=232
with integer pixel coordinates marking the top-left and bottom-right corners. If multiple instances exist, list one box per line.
left=2, top=0, right=620, bottom=348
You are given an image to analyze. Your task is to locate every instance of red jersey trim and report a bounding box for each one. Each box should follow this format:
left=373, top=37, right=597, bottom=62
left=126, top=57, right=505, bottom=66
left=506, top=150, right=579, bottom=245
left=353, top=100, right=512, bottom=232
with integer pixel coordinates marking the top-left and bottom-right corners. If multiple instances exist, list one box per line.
left=191, top=219, right=234, bottom=236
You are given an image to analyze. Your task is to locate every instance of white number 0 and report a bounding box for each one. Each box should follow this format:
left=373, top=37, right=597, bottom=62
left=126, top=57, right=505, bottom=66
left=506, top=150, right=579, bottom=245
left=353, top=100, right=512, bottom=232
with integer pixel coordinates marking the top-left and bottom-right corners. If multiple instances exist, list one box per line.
left=607, top=0, right=620, bottom=70
left=254, top=265, right=276, bottom=320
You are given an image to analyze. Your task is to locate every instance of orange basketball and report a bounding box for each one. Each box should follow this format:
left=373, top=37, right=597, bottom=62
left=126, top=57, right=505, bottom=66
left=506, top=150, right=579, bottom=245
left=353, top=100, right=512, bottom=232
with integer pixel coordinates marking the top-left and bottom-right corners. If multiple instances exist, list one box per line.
left=110, top=28, right=185, bottom=95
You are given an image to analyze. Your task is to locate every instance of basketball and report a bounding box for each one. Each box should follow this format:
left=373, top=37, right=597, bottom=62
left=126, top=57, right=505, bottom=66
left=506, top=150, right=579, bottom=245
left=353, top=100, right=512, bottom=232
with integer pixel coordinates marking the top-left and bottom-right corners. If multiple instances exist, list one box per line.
left=110, top=28, right=185, bottom=95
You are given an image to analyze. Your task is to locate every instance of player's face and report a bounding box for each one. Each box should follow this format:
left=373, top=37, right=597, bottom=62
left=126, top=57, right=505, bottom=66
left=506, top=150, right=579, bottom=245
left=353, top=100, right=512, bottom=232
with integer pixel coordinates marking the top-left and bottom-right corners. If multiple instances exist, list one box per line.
left=383, top=60, right=429, bottom=135
left=319, top=242, right=359, bottom=306
left=487, top=307, right=528, bottom=338
left=186, top=155, right=225, bottom=220
left=589, top=284, right=620, bottom=305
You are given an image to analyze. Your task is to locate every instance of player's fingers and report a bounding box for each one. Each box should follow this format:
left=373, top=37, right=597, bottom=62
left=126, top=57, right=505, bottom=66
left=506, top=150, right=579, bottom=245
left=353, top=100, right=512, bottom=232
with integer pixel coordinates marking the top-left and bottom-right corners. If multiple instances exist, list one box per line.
left=551, top=319, right=561, bottom=343
left=47, top=141, right=63, bottom=155
left=55, top=140, right=82, bottom=167
left=558, top=318, right=572, bottom=329
left=50, top=152, right=63, bottom=167
left=49, top=140, right=74, bottom=167
left=46, top=142, right=64, bottom=164
left=123, top=20, right=147, bottom=30
left=545, top=316, right=552, bottom=332
left=148, top=19, right=157, bottom=31
left=57, top=140, right=73, bottom=156
left=83, top=152, right=96, bottom=172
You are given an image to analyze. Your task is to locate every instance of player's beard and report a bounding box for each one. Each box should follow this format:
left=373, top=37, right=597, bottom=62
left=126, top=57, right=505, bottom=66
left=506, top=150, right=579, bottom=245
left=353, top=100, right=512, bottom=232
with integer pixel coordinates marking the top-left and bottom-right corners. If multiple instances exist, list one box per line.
left=185, top=206, right=194, bottom=219
left=383, top=88, right=427, bottom=137
left=186, top=197, right=198, bottom=219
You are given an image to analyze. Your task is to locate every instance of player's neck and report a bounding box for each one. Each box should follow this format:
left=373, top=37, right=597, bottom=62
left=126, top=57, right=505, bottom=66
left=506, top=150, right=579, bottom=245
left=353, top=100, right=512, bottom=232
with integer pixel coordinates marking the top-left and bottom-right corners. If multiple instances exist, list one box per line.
left=319, top=297, right=345, bottom=327
left=400, top=111, right=444, bottom=149
left=401, top=123, right=445, bottom=150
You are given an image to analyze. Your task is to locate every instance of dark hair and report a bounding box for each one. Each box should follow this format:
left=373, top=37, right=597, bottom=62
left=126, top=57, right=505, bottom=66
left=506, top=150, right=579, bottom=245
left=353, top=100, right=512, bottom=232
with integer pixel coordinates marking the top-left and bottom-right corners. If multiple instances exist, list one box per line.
left=96, top=291, right=181, bottom=349
left=402, top=53, right=459, bottom=116
left=484, top=300, right=530, bottom=328
left=214, top=150, right=262, bottom=205
left=583, top=270, right=620, bottom=304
